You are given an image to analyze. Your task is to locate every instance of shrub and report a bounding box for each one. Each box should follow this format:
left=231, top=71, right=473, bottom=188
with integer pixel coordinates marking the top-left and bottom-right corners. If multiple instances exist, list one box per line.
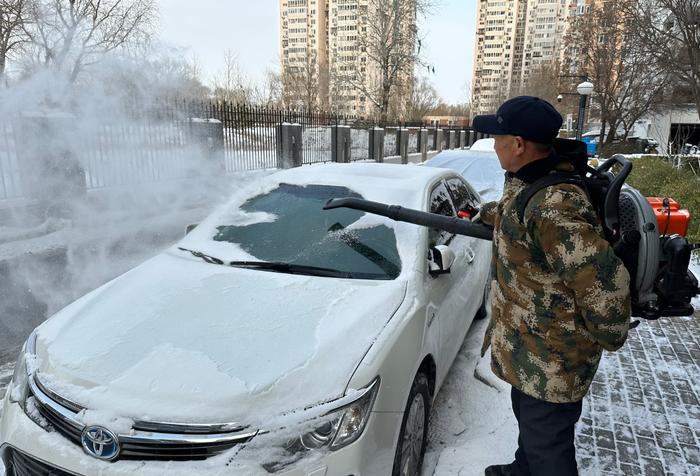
left=625, top=157, right=700, bottom=243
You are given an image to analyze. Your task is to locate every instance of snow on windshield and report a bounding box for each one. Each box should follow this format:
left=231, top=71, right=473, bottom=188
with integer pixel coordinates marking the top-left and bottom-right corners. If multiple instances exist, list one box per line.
left=212, top=183, right=402, bottom=279
left=179, top=163, right=437, bottom=280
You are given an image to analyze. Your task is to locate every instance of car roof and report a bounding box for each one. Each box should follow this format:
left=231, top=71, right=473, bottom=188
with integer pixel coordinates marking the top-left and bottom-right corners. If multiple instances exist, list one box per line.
left=271, top=162, right=455, bottom=185
left=267, top=162, right=457, bottom=208
left=424, top=148, right=504, bottom=201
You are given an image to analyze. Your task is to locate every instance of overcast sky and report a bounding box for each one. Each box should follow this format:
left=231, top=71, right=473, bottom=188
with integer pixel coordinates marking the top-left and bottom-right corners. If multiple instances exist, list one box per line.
left=158, top=0, right=477, bottom=105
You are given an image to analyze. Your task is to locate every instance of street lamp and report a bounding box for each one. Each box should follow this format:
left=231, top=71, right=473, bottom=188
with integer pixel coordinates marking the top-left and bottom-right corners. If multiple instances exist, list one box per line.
left=575, top=81, right=594, bottom=140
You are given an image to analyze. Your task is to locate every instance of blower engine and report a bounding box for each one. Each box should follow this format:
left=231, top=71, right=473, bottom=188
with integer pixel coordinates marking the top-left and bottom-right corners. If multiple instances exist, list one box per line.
left=324, top=155, right=699, bottom=321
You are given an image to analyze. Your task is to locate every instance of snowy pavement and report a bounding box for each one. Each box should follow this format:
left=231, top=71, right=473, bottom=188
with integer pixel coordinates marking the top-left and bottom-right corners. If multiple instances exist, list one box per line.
left=423, top=311, right=700, bottom=476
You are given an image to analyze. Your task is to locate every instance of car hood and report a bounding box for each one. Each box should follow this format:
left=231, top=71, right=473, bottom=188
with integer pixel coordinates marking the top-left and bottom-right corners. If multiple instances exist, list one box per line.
left=33, top=251, right=407, bottom=426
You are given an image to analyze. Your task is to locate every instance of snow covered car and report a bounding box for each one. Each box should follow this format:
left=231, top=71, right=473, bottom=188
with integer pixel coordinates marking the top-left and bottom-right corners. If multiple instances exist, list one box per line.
left=424, top=138, right=505, bottom=201
left=0, top=163, right=491, bottom=476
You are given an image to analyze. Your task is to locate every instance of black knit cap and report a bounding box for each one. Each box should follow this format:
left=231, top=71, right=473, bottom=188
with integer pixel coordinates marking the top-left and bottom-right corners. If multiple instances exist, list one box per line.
left=472, top=96, right=563, bottom=144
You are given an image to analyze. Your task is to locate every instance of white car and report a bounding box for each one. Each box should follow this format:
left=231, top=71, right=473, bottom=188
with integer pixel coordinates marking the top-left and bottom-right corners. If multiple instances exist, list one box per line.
left=0, top=163, right=491, bottom=476
left=424, top=139, right=505, bottom=201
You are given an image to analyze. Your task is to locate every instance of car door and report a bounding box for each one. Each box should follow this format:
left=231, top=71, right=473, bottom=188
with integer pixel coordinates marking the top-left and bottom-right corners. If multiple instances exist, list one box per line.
left=442, top=176, right=491, bottom=358
left=423, top=180, right=477, bottom=386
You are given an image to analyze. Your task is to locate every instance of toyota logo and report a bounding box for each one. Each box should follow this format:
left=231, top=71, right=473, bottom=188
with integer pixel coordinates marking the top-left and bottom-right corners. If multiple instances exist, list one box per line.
left=81, top=425, right=120, bottom=460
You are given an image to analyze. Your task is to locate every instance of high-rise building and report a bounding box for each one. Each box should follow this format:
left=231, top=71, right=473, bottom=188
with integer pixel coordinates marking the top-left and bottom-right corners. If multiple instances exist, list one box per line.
left=280, top=0, right=415, bottom=118
left=471, top=0, right=583, bottom=116
left=279, top=0, right=329, bottom=109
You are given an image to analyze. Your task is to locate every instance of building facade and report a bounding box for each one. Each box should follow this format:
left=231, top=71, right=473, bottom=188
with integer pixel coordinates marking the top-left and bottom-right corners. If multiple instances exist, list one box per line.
left=280, top=0, right=415, bottom=118
left=471, top=0, right=585, bottom=115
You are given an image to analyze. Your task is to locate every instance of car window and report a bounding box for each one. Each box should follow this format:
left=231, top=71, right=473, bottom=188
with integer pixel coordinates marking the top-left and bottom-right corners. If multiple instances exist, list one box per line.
left=428, top=182, right=456, bottom=248
left=445, top=177, right=481, bottom=211
left=212, top=183, right=401, bottom=279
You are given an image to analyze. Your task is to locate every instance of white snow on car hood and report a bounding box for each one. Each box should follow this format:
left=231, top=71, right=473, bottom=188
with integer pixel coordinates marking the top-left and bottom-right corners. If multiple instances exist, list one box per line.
left=33, top=251, right=407, bottom=426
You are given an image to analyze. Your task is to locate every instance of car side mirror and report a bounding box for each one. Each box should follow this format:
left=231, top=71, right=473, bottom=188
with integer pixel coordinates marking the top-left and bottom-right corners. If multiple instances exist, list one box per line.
left=428, top=245, right=456, bottom=276
left=185, top=224, right=198, bottom=235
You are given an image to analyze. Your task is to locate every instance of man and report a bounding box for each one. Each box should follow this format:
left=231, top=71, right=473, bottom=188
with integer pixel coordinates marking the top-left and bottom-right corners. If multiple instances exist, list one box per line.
left=472, top=96, right=631, bottom=476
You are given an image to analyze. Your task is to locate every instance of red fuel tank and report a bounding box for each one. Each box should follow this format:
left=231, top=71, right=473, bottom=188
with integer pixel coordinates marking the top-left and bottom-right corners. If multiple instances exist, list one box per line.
left=646, top=197, right=691, bottom=237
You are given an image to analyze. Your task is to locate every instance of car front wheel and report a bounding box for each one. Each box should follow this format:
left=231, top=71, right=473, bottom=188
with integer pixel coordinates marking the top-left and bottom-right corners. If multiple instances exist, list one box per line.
left=392, top=372, right=430, bottom=476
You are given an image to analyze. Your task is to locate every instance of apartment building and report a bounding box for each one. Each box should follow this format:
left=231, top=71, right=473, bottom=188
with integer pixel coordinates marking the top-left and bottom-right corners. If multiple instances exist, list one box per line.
left=279, top=0, right=329, bottom=108
left=471, top=0, right=583, bottom=116
left=280, top=0, right=415, bottom=117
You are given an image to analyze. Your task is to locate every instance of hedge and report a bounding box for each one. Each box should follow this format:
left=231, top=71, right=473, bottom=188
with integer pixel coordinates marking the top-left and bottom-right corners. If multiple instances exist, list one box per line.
left=624, top=156, right=700, bottom=243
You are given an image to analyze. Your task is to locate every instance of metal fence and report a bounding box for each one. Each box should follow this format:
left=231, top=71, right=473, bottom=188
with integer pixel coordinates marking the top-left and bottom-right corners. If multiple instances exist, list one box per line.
left=0, top=100, right=483, bottom=202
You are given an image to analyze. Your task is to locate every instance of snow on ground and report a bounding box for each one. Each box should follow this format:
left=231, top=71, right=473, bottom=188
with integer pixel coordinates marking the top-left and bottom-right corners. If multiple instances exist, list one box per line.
left=423, top=318, right=518, bottom=475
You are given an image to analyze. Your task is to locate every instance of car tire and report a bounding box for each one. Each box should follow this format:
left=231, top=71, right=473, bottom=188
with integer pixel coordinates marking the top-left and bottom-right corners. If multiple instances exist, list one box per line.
left=392, top=372, right=430, bottom=476
left=475, top=277, right=491, bottom=320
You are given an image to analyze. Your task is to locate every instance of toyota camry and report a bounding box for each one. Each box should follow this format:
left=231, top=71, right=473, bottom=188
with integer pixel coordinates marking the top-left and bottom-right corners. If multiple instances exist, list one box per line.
left=0, top=162, right=491, bottom=476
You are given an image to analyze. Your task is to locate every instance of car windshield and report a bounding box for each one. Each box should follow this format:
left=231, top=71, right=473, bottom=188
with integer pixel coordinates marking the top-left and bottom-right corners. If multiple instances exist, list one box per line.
left=212, top=183, right=402, bottom=280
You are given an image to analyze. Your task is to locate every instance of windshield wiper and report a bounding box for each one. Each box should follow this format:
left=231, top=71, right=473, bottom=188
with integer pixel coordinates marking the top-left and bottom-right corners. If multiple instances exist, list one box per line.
left=178, top=248, right=386, bottom=279
left=228, top=261, right=361, bottom=278
left=178, top=247, right=225, bottom=265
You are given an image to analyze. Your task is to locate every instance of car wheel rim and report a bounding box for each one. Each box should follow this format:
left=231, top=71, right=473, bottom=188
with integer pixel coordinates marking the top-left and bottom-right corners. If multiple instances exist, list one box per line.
left=400, top=393, right=426, bottom=476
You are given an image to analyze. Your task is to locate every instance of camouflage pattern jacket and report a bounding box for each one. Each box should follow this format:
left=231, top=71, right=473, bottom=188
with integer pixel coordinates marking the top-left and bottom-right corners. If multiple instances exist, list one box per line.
left=480, top=156, right=631, bottom=403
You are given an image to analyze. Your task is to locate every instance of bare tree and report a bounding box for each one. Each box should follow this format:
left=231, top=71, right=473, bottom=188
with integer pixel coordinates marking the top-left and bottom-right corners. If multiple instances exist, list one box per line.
left=0, top=0, right=28, bottom=81
left=281, top=49, right=321, bottom=110
left=332, top=0, right=428, bottom=122
left=514, top=59, right=562, bottom=105
left=565, top=0, right=671, bottom=149
left=24, top=0, right=156, bottom=82
left=211, top=50, right=250, bottom=104
left=624, top=0, right=700, bottom=117
left=102, top=49, right=210, bottom=102
left=251, top=68, right=283, bottom=107
left=407, top=74, right=439, bottom=122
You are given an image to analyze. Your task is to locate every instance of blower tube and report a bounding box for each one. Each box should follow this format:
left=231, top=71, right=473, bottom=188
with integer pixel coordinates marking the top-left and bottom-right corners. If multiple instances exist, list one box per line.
left=323, top=197, right=494, bottom=241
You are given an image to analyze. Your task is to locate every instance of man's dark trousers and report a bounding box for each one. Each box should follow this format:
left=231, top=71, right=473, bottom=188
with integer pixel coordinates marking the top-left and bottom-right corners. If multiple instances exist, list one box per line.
left=511, top=387, right=583, bottom=476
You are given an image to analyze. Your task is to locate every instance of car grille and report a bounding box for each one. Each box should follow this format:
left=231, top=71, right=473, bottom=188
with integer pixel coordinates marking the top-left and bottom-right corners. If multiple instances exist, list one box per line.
left=27, top=375, right=257, bottom=461
left=2, top=446, right=77, bottom=476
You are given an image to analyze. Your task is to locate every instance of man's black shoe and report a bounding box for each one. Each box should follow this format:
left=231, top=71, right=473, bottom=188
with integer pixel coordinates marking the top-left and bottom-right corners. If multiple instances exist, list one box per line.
left=484, top=462, right=519, bottom=476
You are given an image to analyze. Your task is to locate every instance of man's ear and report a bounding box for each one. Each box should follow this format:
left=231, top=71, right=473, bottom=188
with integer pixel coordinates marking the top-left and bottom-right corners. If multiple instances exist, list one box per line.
left=514, top=136, right=526, bottom=155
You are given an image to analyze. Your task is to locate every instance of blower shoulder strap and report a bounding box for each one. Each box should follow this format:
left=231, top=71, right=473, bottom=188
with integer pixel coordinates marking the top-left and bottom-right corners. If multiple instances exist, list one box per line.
left=515, top=172, right=586, bottom=225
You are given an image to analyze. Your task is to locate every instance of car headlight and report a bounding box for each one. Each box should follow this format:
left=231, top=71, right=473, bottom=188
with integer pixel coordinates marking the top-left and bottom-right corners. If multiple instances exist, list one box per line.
left=287, top=376, right=380, bottom=453
left=8, top=332, right=37, bottom=410
left=261, top=377, right=380, bottom=473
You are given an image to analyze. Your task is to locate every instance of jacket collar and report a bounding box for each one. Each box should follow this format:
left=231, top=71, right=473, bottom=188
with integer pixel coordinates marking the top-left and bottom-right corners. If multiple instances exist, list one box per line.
left=511, top=150, right=560, bottom=184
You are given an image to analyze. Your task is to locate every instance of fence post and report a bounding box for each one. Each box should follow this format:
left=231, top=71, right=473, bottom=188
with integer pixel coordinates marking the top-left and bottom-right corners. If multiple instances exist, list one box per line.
left=469, top=130, right=476, bottom=147
left=332, top=125, right=351, bottom=163
left=15, top=113, right=86, bottom=217
left=459, top=130, right=466, bottom=149
left=399, top=128, right=409, bottom=164
left=276, top=123, right=303, bottom=168
left=369, top=127, right=385, bottom=162
left=419, top=128, right=428, bottom=162
left=435, top=128, right=444, bottom=152
left=187, top=118, right=226, bottom=172
left=448, top=130, right=456, bottom=150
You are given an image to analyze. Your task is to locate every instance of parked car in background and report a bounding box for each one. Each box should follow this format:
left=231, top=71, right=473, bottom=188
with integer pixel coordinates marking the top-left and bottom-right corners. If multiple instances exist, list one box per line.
left=580, top=131, right=600, bottom=157
left=1, top=163, right=491, bottom=476
left=424, top=138, right=504, bottom=201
